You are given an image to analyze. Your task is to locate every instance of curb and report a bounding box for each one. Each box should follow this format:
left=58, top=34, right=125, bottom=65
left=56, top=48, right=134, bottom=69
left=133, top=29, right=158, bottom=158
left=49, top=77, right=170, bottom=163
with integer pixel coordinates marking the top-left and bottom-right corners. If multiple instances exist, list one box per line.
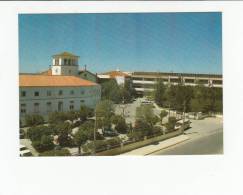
left=122, top=135, right=190, bottom=155
left=145, top=136, right=190, bottom=155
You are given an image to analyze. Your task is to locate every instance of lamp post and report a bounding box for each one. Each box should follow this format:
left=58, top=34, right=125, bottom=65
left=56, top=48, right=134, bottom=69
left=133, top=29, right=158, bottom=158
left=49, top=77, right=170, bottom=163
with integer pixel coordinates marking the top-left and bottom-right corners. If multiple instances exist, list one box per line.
left=93, top=109, right=97, bottom=155
left=182, top=100, right=186, bottom=134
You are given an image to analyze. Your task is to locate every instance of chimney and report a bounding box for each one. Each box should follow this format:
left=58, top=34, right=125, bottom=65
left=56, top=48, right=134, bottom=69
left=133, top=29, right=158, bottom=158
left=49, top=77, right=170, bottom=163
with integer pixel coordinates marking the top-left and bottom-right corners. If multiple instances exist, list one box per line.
left=84, top=64, right=87, bottom=71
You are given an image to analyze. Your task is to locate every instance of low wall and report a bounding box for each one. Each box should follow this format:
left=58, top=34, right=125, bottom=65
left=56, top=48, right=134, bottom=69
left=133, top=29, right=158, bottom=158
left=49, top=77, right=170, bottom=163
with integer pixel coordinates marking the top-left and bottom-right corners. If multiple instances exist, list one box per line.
left=96, top=129, right=182, bottom=156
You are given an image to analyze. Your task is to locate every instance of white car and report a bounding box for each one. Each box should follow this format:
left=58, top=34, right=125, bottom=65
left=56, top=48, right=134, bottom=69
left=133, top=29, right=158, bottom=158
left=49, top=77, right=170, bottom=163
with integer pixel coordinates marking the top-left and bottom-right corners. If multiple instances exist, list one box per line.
left=20, top=144, right=32, bottom=157
left=141, top=100, right=152, bottom=104
left=175, top=119, right=191, bottom=130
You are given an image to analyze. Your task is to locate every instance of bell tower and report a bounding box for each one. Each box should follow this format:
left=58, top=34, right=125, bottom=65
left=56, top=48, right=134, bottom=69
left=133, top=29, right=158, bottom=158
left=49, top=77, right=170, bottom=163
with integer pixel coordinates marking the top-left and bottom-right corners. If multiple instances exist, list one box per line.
left=51, top=52, right=79, bottom=76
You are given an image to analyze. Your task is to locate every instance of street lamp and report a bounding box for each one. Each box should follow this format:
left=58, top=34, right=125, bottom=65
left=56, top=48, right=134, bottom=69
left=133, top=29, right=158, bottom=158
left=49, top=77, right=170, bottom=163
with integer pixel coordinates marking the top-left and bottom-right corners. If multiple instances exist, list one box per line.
left=182, top=100, right=186, bottom=134
left=93, top=108, right=97, bottom=155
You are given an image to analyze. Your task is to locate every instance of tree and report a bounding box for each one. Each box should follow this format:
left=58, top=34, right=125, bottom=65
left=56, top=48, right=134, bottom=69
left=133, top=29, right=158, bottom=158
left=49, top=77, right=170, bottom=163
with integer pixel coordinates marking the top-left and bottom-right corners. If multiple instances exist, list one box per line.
left=39, top=149, right=71, bottom=156
left=74, top=128, right=89, bottom=155
left=95, top=100, right=114, bottom=129
left=133, top=119, right=152, bottom=137
left=114, top=116, right=128, bottom=134
left=136, top=104, right=155, bottom=127
left=25, top=114, right=44, bottom=127
left=32, top=135, right=54, bottom=152
left=27, top=125, right=53, bottom=141
left=40, top=135, right=54, bottom=151
left=66, top=111, right=78, bottom=122
left=123, top=79, right=136, bottom=102
left=165, top=116, right=177, bottom=131
left=164, top=85, right=177, bottom=109
left=57, top=122, right=72, bottom=147
left=153, top=78, right=166, bottom=107
left=79, top=105, right=91, bottom=121
left=48, top=112, right=68, bottom=124
left=160, top=110, right=168, bottom=125
left=101, top=80, right=122, bottom=103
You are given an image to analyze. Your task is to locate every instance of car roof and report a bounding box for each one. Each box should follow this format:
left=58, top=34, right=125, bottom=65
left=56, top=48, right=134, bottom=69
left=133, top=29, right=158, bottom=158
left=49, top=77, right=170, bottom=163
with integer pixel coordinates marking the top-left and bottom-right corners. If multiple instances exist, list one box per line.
left=20, top=149, right=31, bottom=155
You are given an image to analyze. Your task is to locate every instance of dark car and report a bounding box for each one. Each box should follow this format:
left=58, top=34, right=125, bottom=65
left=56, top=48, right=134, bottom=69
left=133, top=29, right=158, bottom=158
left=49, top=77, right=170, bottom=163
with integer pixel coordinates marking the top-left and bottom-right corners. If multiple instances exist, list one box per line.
left=103, top=128, right=118, bottom=137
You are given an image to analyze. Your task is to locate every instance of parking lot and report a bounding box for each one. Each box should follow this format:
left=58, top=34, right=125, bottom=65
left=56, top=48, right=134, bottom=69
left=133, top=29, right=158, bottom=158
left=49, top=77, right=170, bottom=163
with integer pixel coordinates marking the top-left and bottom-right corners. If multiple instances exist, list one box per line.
left=114, top=97, right=181, bottom=125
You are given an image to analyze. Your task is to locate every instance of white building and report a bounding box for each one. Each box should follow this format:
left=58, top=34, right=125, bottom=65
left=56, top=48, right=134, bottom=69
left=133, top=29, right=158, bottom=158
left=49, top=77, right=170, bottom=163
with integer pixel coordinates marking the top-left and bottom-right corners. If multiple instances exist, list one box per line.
left=131, top=71, right=223, bottom=96
left=97, top=70, right=130, bottom=86
left=19, top=52, right=101, bottom=123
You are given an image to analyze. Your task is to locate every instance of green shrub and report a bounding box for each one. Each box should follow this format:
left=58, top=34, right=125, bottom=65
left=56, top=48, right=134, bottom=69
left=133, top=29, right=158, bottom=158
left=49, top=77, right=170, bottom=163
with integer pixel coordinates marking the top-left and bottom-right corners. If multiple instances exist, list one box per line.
left=32, top=135, right=54, bottom=152
left=114, top=117, right=128, bottom=134
left=27, top=125, right=53, bottom=141
left=48, top=112, right=68, bottom=124
left=106, top=137, right=122, bottom=146
left=25, top=114, right=44, bottom=127
left=39, top=149, right=71, bottom=156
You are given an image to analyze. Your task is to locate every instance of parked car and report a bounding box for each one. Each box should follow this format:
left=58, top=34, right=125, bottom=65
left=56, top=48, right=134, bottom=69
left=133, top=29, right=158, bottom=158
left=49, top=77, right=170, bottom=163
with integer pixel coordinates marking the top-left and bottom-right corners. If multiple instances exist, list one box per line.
left=20, top=145, right=32, bottom=157
left=20, top=129, right=25, bottom=139
left=174, top=119, right=191, bottom=131
left=141, top=100, right=152, bottom=104
left=103, top=128, right=118, bottom=137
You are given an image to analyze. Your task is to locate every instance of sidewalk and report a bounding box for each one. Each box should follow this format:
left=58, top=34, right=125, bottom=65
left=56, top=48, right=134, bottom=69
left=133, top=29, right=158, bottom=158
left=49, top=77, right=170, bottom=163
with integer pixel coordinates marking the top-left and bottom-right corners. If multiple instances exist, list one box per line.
left=121, top=134, right=189, bottom=155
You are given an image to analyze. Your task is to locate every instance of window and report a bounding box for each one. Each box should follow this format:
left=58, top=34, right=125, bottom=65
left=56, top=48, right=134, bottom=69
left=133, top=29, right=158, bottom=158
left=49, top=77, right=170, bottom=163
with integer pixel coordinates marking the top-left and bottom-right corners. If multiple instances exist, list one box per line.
left=213, top=80, right=222, bottom=85
left=198, top=79, right=208, bottom=84
left=70, top=90, right=74, bottom=95
left=58, top=102, right=63, bottom=112
left=185, top=79, right=195, bottom=84
left=34, top=91, right=39, bottom=97
left=81, top=90, right=85, bottom=95
left=68, top=59, right=71, bottom=65
left=58, top=90, right=63, bottom=96
left=80, top=100, right=85, bottom=103
left=34, top=103, right=39, bottom=113
left=21, top=91, right=26, bottom=97
left=47, top=90, right=52, bottom=96
left=69, top=101, right=74, bottom=110
left=64, top=59, right=67, bottom=65
left=68, top=70, right=71, bottom=74
left=20, top=104, right=26, bottom=114
left=55, top=59, right=59, bottom=65
left=46, top=102, right=52, bottom=113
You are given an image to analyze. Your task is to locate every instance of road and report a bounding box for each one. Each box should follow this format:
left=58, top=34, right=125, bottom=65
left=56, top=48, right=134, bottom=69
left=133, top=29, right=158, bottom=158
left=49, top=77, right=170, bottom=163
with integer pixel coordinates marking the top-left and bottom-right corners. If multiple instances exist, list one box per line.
left=152, top=117, right=223, bottom=155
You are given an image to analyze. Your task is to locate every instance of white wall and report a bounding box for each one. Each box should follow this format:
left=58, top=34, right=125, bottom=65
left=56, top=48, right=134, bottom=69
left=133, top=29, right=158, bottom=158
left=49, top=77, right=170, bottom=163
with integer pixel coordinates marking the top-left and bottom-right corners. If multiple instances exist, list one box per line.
left=52, top=65, right=78, bottom=76
left=19, top=85, right=101, bottom=123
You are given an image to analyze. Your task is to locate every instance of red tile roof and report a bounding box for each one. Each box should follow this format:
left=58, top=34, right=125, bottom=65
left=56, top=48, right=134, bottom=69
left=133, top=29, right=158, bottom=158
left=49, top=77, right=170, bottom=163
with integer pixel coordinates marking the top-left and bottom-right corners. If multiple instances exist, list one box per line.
left=40, top=69, right=52, bottom=76
left=102, top=70, right=129, bottom=78
left=19, top=75, right=98, bottom=87
left=53, top=51, right=79, bottom=58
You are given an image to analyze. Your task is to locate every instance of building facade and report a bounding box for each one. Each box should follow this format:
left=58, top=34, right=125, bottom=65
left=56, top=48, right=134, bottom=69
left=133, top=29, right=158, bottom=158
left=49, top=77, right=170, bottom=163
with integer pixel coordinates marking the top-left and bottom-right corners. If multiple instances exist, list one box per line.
left=19, top=52, right=101, bottom=123
left=131, top=71, right=222, bottom=96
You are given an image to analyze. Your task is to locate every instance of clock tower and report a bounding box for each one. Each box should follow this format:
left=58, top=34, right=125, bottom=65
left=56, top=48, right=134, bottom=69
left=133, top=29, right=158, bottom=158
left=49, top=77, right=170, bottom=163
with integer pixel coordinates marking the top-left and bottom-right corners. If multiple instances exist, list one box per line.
left=51, top=52, right=79, bottom=76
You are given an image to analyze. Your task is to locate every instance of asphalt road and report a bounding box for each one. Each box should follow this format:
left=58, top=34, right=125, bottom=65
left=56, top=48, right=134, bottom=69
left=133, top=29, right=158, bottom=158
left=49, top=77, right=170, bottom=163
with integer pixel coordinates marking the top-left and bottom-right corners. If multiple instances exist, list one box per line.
left=152, top=118, right=223, bottom=155
left=153, top=130, right=223, bottom=155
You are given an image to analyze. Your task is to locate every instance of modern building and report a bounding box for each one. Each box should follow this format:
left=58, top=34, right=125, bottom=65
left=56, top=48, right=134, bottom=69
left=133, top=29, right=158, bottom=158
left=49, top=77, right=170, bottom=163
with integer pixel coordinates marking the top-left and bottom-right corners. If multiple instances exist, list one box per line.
left=131, top=71, right=222, bottom=96
left=19, top=52, right=101, bottom=123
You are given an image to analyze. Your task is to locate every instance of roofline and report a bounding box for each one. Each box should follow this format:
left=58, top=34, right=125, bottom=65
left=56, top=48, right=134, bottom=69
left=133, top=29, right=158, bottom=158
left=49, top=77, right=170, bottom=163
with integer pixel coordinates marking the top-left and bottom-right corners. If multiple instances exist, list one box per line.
left=52, top=53, right=80, bottom=58
left=20, top=85, right=98, bottom=88
left=131, top=71, right=222, bottom=78
left=79, top=70, right=97, bottom=77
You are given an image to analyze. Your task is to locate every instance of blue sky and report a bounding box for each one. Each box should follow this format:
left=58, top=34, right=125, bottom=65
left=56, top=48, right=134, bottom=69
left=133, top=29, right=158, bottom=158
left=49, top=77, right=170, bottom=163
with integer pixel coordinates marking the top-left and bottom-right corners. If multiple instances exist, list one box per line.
left=19, top=12, right=222, bottom=74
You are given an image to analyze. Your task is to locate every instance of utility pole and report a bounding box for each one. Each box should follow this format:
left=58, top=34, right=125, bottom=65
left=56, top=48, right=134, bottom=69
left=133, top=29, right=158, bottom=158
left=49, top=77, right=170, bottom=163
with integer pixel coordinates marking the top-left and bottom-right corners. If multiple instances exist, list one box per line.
left=182, top=100, right=186, bottom=134
left=93, top=109, right=96, bottom=155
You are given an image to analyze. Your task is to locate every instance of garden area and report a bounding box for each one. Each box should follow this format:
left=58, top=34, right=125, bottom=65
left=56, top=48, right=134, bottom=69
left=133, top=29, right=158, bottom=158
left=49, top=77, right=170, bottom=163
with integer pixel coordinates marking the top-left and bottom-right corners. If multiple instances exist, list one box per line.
left=20, top=100, right=180, bottom=156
